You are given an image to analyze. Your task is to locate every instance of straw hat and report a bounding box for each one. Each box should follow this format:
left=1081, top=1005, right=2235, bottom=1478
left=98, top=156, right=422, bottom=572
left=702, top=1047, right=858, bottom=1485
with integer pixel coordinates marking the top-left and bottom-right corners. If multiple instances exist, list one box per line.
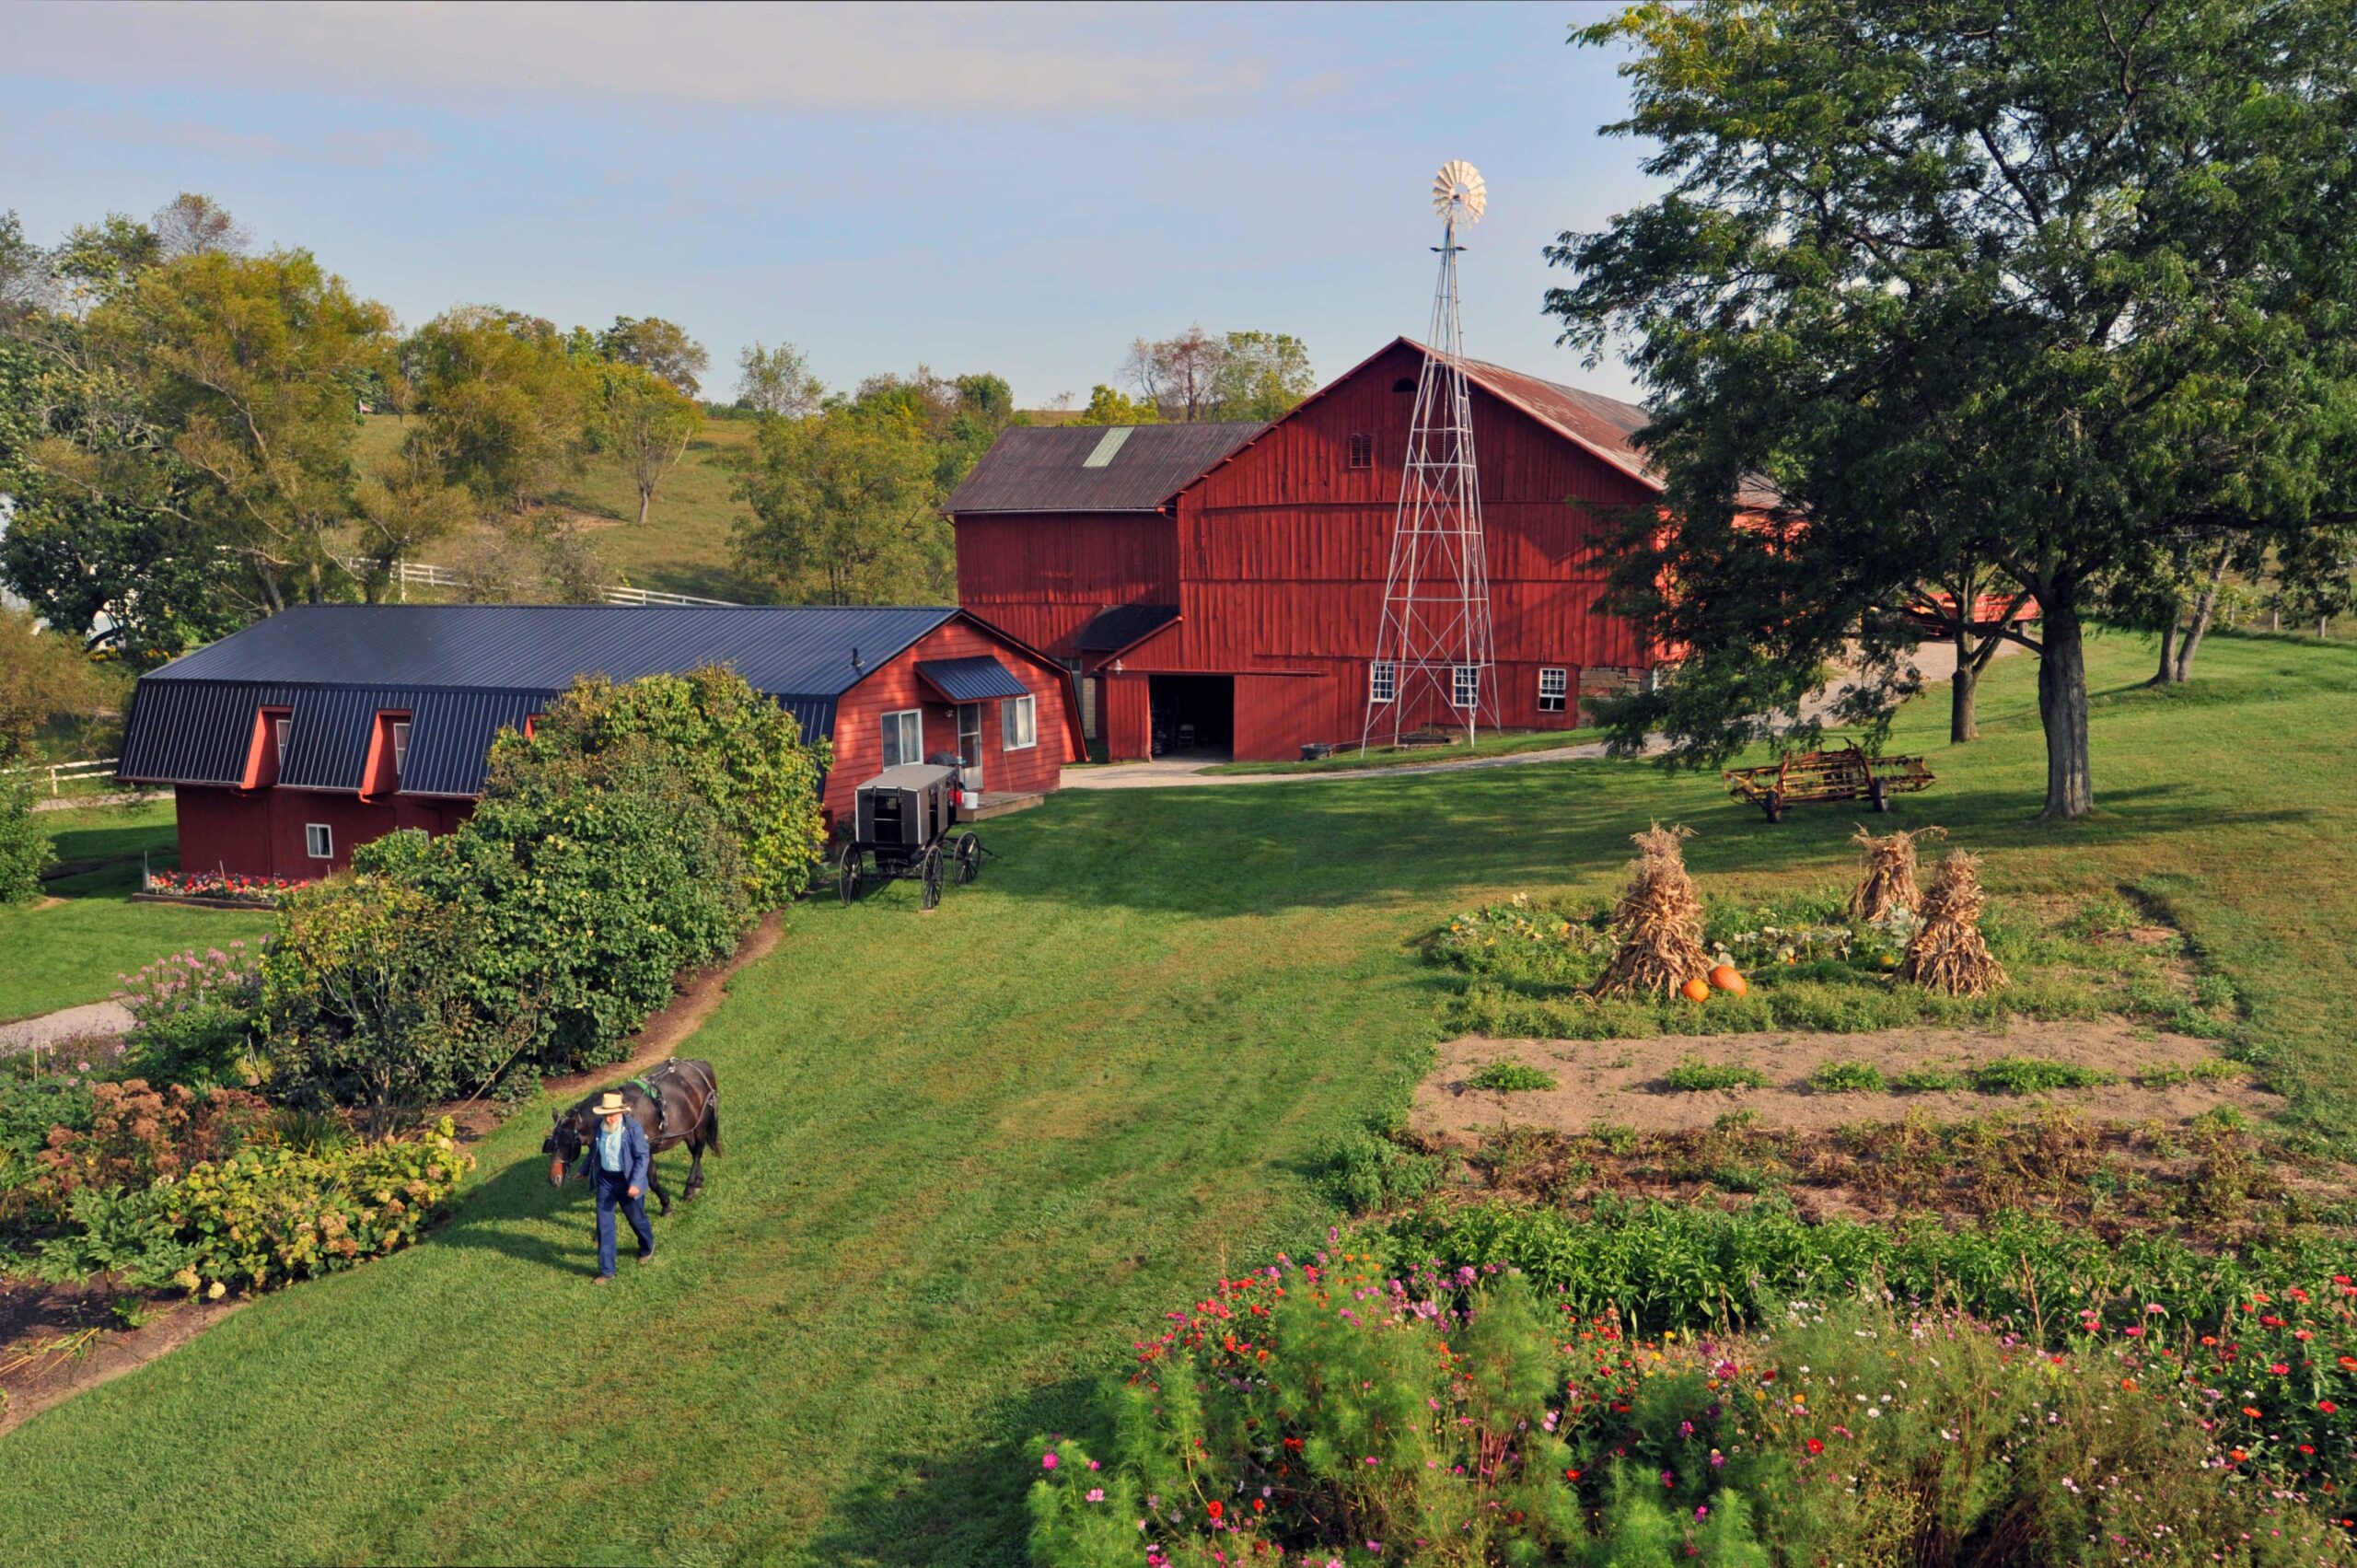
left=593, top=1091, right=629, bottom=1119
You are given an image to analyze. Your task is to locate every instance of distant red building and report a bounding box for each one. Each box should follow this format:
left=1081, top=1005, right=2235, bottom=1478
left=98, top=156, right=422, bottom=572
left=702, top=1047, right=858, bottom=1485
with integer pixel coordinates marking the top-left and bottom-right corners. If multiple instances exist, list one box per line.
left=949, top=338, right=1701, bottom=762
left=118, top=604, right=1079, bottom=880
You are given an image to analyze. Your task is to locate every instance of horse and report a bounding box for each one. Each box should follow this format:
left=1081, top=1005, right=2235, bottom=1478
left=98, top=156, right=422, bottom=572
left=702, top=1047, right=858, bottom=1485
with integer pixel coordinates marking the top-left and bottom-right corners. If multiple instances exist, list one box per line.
left=543, top=1058, right=722, bottom=1214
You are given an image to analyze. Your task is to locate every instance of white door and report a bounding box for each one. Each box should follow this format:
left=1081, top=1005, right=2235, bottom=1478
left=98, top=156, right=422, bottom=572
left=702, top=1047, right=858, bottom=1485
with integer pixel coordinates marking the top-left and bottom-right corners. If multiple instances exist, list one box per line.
left=957, top=703, right=984, bottom=792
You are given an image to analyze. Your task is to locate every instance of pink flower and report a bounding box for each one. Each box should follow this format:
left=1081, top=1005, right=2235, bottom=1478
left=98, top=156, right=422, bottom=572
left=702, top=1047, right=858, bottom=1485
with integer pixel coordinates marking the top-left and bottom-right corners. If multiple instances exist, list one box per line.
left=1085, top=1488, right=1105, bottom=1503
left=1040, top=1453, right=1058, bottom=1470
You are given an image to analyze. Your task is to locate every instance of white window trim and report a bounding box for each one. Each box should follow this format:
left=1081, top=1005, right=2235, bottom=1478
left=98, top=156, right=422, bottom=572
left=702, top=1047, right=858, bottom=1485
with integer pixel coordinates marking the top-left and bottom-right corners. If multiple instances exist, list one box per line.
left=273, top=716, right=290, bottom=763
left=1538, top=668, right=1568, bottom=713
left=1452, top=665, right=1480, bottom=710
left=1368, top=660, right=1397, bottom=705
left=390, top=719, right=412, bottom=780
left=881, top=708, right=923, bottom=768
left=305, top=823, right=333, bottom=860
left=1001, top=693, right=1038, bottom=751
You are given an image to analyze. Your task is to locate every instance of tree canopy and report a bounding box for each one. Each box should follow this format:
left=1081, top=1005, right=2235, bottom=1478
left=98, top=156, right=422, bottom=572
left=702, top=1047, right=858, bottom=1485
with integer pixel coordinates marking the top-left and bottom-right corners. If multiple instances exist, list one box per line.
left=1546, top=0, right=2357, bottom=819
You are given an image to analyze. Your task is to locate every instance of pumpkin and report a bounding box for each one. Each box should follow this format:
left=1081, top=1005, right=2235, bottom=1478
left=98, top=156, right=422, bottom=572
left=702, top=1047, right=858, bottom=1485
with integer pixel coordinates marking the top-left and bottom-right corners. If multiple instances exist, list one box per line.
left=1680, top=976, right=1713, bottom=1004
left=1877, top=951, right=1900, bottom=970
left=1708, top=964, right=1747, bottom=995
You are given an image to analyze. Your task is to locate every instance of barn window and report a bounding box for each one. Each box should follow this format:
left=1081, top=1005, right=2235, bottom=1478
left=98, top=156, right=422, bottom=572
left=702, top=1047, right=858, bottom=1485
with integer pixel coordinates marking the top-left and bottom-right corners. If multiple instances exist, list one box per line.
left=1367, top=661, right=1397, bottom=705
left=1347, top=433, right=1373, bottom=470
left=881, top=709, right=923, bottom=768
left=1538, top=668, right=1568, bottom=713
left=1002, top=694, right=1038, bottom=751
left=1392, top=377, right=1416, bottom=393
left=391, top=720, right=412, bottom=780
left=274, top=716, right=291, bottom=763
left=305, top=823, right=333, bottom=860
left=1452, top=665, right=1480, bottom=710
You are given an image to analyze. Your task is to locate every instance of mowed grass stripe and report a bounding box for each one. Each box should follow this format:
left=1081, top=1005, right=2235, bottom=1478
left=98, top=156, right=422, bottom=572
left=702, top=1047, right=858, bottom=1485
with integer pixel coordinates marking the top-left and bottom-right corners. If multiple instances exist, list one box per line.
left=3, top=631, right=2356, bottom=1565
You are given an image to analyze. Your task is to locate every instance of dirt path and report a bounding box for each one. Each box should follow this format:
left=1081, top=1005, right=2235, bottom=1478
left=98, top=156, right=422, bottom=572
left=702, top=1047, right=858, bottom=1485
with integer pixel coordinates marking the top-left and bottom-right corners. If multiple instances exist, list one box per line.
left=0, top=1000, right=134, bottom=1053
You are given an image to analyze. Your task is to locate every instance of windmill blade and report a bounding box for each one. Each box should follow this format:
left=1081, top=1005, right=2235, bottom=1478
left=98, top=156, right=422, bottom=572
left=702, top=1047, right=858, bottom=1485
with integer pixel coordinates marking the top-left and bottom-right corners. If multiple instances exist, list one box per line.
left=1432, top=160, right=1486, bottom=224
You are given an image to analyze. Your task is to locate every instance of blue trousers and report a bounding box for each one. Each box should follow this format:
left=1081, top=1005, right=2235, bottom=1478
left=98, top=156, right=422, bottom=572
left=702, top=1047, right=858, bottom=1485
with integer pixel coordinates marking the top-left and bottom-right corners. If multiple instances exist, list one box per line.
left=594, top=1171, right=654, bottom=1277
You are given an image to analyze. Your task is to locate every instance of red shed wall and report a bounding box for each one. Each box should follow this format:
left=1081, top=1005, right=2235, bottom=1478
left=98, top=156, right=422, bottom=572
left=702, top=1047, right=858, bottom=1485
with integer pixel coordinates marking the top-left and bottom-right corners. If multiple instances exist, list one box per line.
left=176, top=784, right=470, bottom=880
left=826, top=617, right=1078, bottom=819
left=952, top=511, right=1177, bottom=658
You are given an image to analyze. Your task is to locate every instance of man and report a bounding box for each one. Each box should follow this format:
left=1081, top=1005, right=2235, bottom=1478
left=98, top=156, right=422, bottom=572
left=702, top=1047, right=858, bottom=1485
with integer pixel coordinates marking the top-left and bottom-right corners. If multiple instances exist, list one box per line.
left=576, top=1090, right=655, bottom=1283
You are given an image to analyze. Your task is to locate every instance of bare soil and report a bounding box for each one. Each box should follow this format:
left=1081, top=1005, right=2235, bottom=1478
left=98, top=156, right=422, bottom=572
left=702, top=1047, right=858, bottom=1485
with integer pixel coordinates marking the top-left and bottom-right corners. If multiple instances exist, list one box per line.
left=1415, top=1016, right=2282, bottom=1141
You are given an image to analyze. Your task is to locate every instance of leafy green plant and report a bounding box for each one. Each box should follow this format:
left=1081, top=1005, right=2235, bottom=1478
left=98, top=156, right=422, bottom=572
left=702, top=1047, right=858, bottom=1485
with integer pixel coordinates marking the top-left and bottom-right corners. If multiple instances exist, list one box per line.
left=2135, top=1058, right=2248, bottom=1087
left=1970, top=1056, right=2117, bottom=1094
left=1893, top=1065, right=1968, bottom=1092
left=1467, top=1060, right=1558, bottom=1092
left=0, top=772, right=54, bottom=905
left=1806, top=1060, right=1887, bottom=1093
left=1318, top=1125, right=1441, bottom=1214
left=1663, top=1057, right=1767, bottom=1092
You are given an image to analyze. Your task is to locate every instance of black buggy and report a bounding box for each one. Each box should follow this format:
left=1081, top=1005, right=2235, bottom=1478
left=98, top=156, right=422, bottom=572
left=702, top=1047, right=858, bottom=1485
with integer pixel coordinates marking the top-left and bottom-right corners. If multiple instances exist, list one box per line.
left=836, top=761, right=986, bottom=910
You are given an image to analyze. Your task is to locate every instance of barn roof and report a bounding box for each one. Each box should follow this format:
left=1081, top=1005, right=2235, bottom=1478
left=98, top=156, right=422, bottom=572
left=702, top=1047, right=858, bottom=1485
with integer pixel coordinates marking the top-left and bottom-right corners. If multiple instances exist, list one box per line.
left=946, top=422, right=1263, bottom=515
left=120, top=603, right=961, bottom=794
left=1072, top=602, right=1179, bottom=654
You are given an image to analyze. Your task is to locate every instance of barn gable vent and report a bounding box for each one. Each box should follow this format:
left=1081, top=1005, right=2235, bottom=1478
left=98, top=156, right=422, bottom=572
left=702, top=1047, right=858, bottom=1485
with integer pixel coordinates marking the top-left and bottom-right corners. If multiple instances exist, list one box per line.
left=1081, top=427, right=1134, bottom=468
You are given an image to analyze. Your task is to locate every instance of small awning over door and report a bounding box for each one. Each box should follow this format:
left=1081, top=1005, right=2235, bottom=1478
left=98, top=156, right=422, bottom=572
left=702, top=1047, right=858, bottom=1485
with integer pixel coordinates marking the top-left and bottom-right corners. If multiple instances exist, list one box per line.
left=915, top=656, right=1031, bottom=703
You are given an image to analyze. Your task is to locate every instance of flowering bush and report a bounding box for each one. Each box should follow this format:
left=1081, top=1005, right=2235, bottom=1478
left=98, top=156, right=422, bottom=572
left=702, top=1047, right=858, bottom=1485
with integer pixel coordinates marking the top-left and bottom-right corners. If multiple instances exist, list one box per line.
left=117, top=943, right=265, bottom=1086
left=34, top=1077, right=267, bottom=1198
left=1029, top=1246, right=2352, bottom=1566
left=32, top=1118, right=473, bottom=1296
left=142, top=868, right=300, bottom=904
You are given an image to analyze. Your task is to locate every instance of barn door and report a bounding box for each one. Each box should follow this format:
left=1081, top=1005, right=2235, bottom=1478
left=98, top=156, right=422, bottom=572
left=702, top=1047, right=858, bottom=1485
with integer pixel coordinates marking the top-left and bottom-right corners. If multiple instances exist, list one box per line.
left=957, top=703, right=984, bottom=791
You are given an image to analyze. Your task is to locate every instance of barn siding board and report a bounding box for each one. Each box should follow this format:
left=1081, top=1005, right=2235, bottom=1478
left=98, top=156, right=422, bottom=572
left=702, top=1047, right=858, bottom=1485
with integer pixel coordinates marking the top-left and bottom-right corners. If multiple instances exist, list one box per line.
left=953, top=512, right=1178, bottom=658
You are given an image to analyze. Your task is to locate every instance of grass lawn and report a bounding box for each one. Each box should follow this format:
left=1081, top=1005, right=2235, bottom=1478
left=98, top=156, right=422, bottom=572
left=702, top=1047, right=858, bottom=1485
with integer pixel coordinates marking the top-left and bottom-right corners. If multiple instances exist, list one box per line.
left=0, top=802, right=273, bottom=1023
left=1197, top=726, right=1596, bottom=775
left=3, top=629, right=2355, bottom=1563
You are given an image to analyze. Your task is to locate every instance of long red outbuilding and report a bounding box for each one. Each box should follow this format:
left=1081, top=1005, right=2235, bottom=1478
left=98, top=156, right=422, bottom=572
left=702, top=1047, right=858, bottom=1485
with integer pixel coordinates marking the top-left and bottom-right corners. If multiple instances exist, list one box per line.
left=948, top=337, right=1736, bottom=762
left=116, top=603, right=1081, bottom=881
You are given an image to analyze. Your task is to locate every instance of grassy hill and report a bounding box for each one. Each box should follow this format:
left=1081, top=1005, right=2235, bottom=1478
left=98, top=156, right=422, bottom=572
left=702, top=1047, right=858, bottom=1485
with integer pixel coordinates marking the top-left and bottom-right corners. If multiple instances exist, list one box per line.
left=3, top=628, right=2354, bottom=1563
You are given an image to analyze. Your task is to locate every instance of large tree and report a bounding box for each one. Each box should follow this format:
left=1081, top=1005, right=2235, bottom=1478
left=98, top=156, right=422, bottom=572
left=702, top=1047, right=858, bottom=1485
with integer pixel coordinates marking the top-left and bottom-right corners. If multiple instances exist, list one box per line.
left=734, top=340, right=824, bottom=419
left=730, top=403, right=948, bottom=605
left=589, top=359, right=702, bottom=526
left=1122, top=327, right=1316, bottom=424
left=1548, top=0, right=2357, bottom=819
left=597, top=315, right=709, bottom=399
left=402, top=307, right=589, bottom=511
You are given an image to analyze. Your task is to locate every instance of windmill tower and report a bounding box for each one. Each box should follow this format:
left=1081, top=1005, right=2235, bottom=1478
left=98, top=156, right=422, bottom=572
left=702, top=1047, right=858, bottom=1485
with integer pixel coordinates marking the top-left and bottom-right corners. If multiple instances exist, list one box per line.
left=1363, top=160, right=1499, bottom=752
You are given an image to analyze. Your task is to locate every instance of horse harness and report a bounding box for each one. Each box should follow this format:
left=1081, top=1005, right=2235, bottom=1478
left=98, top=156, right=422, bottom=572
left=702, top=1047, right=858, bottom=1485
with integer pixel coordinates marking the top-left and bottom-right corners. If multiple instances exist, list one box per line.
left=628, top=1059, right=714, bottom=1142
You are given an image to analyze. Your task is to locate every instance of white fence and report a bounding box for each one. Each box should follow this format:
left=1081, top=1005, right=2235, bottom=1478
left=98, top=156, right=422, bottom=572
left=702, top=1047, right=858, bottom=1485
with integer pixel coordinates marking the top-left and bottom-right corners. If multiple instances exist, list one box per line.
left=4, top=757, right=120, bottom=796
left=346, top=559, right=738, bottom=609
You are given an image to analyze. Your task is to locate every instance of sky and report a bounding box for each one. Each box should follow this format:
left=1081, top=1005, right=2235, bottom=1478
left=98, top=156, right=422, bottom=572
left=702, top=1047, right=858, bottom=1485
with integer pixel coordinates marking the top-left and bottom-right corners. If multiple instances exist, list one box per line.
left=0, top=1, right=1661, bottom=407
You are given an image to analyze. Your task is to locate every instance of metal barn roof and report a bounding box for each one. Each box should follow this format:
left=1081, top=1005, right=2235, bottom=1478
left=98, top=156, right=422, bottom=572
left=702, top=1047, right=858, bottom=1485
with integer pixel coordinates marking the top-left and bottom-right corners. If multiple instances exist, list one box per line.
left=914, top=656, right=1030, bottom=703
left=120, top=603, right=959, bottom=794
left=946, top=422, right=1263, bottom=515
left=1072, top=603, right=1178, bottom=653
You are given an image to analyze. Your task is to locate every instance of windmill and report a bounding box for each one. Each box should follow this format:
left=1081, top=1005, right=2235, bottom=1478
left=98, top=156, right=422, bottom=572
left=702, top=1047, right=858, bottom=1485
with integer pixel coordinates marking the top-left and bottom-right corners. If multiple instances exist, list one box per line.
left=1363, top=160, right=1499, bottom=753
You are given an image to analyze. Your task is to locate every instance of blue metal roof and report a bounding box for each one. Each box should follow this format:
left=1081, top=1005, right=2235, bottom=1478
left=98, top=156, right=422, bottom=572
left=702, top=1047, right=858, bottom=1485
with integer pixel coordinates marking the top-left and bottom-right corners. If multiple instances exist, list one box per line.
left=120, top=604, right=954, bottom=796
left=915, top=656, right=1030, bottom=703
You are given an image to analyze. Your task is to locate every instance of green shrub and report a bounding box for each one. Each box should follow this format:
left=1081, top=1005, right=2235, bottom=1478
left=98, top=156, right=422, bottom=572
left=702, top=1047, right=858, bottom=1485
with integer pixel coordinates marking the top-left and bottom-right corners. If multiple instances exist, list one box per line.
left=1467, top=1060, right=1559, bottom=1092
left=2135, top=1058, right=2248, bottom=1087
left=1318, top=1125, right=1441, bottom=1213
left=1806, top=1059, right=1887, bottom=1093
left=1663, top=1057, right=1768, bottom=1091
left=0, top=772, right=52, bottom=904
left=1971, top=1056, right=2117, bottom=1094
left=1893, top=1065, right=1968, bottom=1091
left=33, top=1118, right=473, bottom=1295
left=118, top=943, right=264, bottom=1087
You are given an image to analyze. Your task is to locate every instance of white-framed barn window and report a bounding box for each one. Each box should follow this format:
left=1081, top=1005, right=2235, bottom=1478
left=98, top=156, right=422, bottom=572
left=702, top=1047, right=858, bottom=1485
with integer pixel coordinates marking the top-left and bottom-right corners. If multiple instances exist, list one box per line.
left=1538, top=668, right=1568, bottom=713
left=305, top=823, right=333, bottom=860
left=391, top=720, right=412, bottom=780
left=1001, top=693, right=1038, bottom=750
left=1452, top=665, right=1480, bottom=710
left=274, top=716, right=291, bottom=762
left=1367, top=660, right=1397, bottom=705
left=881, top=709, right=923, bottom=768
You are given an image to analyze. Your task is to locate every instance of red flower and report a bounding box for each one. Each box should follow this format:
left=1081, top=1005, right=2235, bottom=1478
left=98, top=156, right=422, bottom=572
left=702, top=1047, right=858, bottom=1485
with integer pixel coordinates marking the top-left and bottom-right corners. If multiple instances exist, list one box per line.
left=2324, top=1400, right=2340, bottom=1414
left=1207, top=1501, right=1223, bottom=1520
left=1805, top=1438, right=1825, bottom=1456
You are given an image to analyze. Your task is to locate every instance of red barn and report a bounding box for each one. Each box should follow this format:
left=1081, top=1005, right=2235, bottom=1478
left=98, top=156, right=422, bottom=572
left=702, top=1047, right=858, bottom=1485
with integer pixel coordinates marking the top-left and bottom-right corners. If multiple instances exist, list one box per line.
left=117, top=604, right=1080, bottom=880
left=950, top=338, right=1688, bottom=762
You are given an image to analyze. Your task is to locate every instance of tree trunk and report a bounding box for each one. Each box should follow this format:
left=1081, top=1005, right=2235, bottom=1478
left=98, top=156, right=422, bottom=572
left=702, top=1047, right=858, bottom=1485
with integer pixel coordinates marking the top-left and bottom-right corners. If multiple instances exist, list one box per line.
left=1950, top=636, right=1980, bottom=743
left=2173, top=551, right=2229, bottom=682
left=2036, top=588, right=2094, bottom=821
left=636, top=486, right=653, bottom=527
left=2149, top=619, right=2178, bottom=686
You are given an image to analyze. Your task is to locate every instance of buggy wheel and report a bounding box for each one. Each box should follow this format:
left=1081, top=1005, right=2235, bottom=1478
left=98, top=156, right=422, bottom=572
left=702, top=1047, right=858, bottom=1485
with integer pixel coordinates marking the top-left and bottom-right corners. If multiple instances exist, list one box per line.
left=954, top=831, right=981, bottom=885
left=838, top=850, right=864, bottom=904
left=1762, top=790, right=1784, bottom=824
left=1868, top=777, right=1890, bottom=813
left=920, top=845, right=945, bottom=910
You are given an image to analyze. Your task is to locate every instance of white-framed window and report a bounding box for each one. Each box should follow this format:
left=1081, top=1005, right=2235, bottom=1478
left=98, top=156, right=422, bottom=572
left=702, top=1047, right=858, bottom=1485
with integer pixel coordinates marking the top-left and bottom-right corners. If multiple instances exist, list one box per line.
left=881, top=709, right=922, bottom=769
left=274, top=716, right=291, bottom=762
left=1368, top=660, right=1397, bottom=705
left=1001, top=693, right=1038, bottom=750
left=1347, top=432, right=1373, bottom=470
left=1538, top=668, right=1568, bottom=713
left=391, top=720, right=412, bottom=780
left=1452, top=665, right=1480, bottom=710
left=305, top=823, right=333, bottom=860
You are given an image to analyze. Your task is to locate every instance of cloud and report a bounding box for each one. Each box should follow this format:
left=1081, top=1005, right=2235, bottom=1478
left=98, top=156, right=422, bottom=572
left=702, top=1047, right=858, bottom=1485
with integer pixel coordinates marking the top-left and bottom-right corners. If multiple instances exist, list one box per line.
left=0, top=1, right=1307, bottom=117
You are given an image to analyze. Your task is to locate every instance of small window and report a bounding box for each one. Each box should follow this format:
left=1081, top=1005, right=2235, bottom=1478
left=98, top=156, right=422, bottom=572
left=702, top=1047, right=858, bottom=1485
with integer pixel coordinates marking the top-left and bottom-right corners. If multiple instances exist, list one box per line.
left=305, top=823, right=333, bottom=860
left=1452, top=665, right=1480, bottom=710
left=274, top=717, right=291, bottom=763
left=881, top=709, right=922, bottom=769
left=1392, top=377, right=1416, bottom=393
left=1368, top=660, right=1397, bottom=705
left=391, top=720, right=412, bottom=779
left=1538, top=668, right=1568, bottom=713
left=1001, top=694, right=1038, bottom=751
left=1347, top=433, right=1373, bottom=470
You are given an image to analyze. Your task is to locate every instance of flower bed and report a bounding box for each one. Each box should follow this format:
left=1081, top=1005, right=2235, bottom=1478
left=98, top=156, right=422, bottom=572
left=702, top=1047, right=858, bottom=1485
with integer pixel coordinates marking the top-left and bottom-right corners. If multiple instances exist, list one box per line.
left=140, top=868, right=301, bottom=907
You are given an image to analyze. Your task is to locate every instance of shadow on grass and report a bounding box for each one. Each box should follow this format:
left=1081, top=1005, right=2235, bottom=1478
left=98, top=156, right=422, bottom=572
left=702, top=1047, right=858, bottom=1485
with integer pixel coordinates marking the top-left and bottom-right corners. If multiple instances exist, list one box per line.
left=799, top=1375, right=1100, bottom=1568
left=434, top=1156, right=602, bottom=1279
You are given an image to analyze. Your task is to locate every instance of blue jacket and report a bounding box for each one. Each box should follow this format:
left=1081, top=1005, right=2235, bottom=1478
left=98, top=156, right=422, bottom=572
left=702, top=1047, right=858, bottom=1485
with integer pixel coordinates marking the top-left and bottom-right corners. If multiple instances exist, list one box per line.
left=577, top=1118, right=652, bottom=1191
